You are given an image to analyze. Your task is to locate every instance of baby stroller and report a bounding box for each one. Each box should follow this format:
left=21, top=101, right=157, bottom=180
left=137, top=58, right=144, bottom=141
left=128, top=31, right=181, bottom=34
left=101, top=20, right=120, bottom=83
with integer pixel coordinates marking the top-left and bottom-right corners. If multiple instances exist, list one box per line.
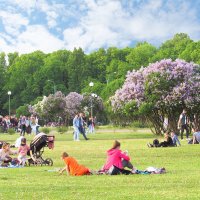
left=28, top=133, right=55, bottom=166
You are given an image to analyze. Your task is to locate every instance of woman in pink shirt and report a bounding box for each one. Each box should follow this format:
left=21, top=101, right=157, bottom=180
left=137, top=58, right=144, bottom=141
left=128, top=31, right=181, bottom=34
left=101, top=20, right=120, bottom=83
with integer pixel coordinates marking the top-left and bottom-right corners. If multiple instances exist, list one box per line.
left=18, top=138, right=30, bottom=166
left=102, top=140, right=137, bottom=175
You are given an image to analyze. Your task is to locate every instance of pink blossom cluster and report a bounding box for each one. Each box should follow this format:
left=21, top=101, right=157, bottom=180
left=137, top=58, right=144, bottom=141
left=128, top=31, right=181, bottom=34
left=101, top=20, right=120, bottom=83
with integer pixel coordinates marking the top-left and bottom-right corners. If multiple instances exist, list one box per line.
left=111, top=59, right=200, bottom=111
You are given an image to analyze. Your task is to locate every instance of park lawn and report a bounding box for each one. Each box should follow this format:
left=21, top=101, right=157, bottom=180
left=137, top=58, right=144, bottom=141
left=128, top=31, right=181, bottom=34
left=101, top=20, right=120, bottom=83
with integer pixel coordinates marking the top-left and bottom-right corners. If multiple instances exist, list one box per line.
left=0, top=128, right=200, bottom=200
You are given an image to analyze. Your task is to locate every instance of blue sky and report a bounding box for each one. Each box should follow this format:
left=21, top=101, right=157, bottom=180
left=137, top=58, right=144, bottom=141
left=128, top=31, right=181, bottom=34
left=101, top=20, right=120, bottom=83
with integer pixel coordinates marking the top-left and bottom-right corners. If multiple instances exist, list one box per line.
left=0, top=0, right=200, bottom=54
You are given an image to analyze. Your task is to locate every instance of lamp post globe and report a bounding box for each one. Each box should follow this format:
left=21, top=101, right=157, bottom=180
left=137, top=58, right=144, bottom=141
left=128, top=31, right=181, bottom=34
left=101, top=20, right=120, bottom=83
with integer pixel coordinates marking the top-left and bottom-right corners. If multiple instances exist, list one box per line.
left=8, top=91, right=11, bottom=116
left=89, top=82, right=94, bottom=87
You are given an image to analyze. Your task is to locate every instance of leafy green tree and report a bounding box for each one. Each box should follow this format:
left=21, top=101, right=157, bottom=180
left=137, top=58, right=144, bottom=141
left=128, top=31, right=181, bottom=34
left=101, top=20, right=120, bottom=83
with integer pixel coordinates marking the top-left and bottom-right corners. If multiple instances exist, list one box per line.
left=180, top=41, right=200, bottom=64
left=42, top=50, right=70, bottom=95
left=126, top=42, right=157, bottom=69
left=67, top=48, right=86, bottom=92
left=3, top=51, right=46, bottom=110
left=0, top=52, right=7, bottom=115
left=151, top=33, right=193, bottom=62
left=86, top=48, right=107, bottom=83
left=8, top=52, right=19, bottom=67
left=16, top=104, right=30, bottom=117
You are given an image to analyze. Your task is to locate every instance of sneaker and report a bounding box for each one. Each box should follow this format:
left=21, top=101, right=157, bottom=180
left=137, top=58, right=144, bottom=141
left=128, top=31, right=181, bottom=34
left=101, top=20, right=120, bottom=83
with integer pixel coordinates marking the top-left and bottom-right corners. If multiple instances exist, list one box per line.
left=131, top=168, right=138, bottom=174
left=147, top=143, right=153, bottom=148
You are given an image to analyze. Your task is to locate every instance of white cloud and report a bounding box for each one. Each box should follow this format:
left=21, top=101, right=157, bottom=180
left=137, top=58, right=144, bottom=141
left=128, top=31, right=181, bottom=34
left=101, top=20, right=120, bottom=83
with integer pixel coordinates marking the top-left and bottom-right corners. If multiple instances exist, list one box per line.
left=0, top=25, right=64, bottom=54
left=0, top=10, right=29, bottom=36
left=1, top=0, right=200, bottom=54
left=63, top=0, right=200, bottom=52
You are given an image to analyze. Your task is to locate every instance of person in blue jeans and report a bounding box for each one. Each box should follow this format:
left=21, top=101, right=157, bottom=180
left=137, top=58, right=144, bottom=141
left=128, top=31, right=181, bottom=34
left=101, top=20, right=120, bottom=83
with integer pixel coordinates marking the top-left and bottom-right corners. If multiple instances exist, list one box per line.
left=171, top=131, right=181, bottom=146
left=73, top=114, right=80, bottom=141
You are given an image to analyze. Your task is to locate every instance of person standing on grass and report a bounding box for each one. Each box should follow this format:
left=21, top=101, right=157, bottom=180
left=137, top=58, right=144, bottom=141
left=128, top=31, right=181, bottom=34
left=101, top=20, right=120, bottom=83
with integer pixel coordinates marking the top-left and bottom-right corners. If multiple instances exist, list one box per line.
left=101, top=140, right=137, bottom=175
left=78, top=112, right=89, bottom=140
left=20, top=116, right=27, bottom=136
left=73, top=114, right=80, bottom=141
left=178, top=109, right=190, bottom=140
left=59, top=152, right=90, bottom=176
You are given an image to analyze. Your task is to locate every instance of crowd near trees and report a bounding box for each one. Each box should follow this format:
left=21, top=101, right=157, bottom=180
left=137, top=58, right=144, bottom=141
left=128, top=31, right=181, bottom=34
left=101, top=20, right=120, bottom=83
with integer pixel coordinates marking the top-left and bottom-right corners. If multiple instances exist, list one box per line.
left=1, top=33, right=200, bottom=131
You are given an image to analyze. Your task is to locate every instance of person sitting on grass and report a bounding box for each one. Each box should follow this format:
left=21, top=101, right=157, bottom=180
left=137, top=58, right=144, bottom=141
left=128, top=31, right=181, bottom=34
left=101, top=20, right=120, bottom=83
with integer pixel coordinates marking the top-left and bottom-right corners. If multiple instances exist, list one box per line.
left=188, top=128, right=200, bottom=144
left=0, top=142, right=17, bottom=166
left=171, top=131, right=181, bottom=146
left=18, top=138, right=30, bottom=166
left=147, top=132, right=174, bottom=148
left=101, top=140, right=137, bottom=175
left=59, top=152, right=91, bottom=176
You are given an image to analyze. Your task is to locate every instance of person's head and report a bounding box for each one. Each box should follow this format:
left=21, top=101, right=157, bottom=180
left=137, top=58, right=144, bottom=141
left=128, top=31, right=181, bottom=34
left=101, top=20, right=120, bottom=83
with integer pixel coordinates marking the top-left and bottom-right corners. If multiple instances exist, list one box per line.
left=2, top=142, right=10, bottom=151
left=170, top=131, right=175, bottom=137
left=112, top=140, right=121, bottom=149
left=192, top=127, right=198, bottom=132
left=183, top=109, right=187, bottom=114
left=21, top=138, right=26, bottom=146
left=164, top=132, right=170, bottom=138
left=61, top=152, right=69, bottom=159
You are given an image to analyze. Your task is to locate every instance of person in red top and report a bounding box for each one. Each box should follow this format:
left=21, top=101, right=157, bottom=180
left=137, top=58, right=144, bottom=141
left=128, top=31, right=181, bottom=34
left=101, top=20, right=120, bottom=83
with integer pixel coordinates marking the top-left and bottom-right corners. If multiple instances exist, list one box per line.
left=102, top=140, right=137, bottom=175
left=59, top=152, right=90, bottom=176
left=18, top=138, right=30, bottom=166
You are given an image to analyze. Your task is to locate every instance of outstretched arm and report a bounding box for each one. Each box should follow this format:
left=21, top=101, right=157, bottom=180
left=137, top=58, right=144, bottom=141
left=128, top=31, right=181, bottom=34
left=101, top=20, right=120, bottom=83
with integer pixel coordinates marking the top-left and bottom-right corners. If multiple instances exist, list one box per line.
left=59, top=166, right=69, bottom=175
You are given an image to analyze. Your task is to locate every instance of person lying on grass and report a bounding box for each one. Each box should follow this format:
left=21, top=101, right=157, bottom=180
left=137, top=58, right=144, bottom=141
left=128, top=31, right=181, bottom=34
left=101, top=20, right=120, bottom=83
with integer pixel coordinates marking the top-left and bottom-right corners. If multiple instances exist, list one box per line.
left=0, top=142, right=17, bottom=166
left=100, top=140, right=137, bottom=175
left=147, top=132, right=174, bottom=148
left=59, top=152, right=91, bottom=176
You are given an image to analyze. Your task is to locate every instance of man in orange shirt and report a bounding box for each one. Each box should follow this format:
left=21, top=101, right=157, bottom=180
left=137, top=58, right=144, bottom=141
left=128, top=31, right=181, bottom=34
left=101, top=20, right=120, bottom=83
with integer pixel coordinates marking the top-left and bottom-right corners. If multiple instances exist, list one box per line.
left=59, top=152, right=90, bottom=176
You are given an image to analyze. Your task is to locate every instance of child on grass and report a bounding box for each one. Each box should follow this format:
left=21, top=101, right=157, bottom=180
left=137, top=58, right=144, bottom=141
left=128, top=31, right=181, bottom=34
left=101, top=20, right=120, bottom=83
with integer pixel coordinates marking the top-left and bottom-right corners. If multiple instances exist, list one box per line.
left=18, top=138, right=30, bottom=166
left=59, top=152, right=91, bottom=176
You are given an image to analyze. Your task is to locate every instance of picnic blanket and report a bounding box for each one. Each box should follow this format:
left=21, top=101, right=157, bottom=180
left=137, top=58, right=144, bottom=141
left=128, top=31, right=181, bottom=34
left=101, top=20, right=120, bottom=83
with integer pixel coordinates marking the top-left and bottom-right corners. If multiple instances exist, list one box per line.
left=135, top=167, right=166, bottom=175
left=0, top=164, right=23, bottom=169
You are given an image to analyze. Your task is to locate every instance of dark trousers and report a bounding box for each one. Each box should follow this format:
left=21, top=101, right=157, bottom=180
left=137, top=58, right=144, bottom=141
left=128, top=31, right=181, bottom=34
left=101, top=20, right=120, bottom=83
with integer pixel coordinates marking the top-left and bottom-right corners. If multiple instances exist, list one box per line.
left=122, top=159, right=134, bottom=169
left=21, top=125, right=26, bottom=136
left=180, top=124, right=189, bottom=139
left=157, top=141, right=168, bottom=147
left=109, top=165, right=132, bottom=175
left=78, top=126, right=88, bottom=140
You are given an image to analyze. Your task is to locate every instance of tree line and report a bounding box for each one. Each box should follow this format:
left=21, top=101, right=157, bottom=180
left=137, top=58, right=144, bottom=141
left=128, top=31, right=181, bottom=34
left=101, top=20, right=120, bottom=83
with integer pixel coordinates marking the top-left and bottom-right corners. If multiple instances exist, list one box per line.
left=0, top=33, right=200, bottom=118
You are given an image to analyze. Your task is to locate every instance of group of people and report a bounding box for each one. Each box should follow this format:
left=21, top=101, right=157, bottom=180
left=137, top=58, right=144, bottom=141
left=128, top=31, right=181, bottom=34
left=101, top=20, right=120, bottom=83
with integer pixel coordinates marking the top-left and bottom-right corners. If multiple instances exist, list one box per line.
left=73, top=113, right=95, bottom=141
left=148, top=109, right=200, bottom=148
left=59, top=140, right=137, bottom=176
left=147, top=131, right=181, bottom=148
left=0, top=137, right=31, bottom=167
left=0, top=115, right=40, bottom=135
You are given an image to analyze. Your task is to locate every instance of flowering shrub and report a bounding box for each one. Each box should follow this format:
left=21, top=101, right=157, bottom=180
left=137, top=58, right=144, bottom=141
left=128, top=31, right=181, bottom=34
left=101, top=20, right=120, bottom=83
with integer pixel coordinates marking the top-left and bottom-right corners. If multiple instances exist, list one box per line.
left=111, top=59, right=200, bottom=134
left=30, top=91, right=104, bottom=125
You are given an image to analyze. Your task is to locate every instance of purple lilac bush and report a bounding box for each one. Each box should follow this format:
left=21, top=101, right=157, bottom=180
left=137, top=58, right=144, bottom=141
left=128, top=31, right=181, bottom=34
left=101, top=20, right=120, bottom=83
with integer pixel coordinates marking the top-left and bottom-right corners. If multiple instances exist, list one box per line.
left=111, top=59, right=200, bottom=134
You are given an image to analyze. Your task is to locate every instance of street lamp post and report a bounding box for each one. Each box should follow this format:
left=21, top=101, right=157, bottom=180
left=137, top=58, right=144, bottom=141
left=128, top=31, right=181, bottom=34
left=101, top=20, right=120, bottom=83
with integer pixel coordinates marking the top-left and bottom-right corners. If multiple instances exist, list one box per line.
left=8, top=91, right=11, bottom=116
left=90, top=93, right=97, bottom=117
left=106, top=71, right=117, bottom=85
left=89, top=82, right=97, bottom=117
left=47, top=80, right=56, bottom=94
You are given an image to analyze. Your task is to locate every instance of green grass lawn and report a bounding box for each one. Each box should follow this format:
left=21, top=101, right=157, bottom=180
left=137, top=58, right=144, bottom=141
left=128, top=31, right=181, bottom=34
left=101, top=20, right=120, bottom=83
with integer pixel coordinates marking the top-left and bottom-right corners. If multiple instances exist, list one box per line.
left=0, top=128, right=200, bottom=200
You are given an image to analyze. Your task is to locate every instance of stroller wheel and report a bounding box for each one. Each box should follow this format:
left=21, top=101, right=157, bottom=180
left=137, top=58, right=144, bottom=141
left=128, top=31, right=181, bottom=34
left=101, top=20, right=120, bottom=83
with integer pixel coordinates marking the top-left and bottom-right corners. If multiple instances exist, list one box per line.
left=44, top=158, right=53, bottom=166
